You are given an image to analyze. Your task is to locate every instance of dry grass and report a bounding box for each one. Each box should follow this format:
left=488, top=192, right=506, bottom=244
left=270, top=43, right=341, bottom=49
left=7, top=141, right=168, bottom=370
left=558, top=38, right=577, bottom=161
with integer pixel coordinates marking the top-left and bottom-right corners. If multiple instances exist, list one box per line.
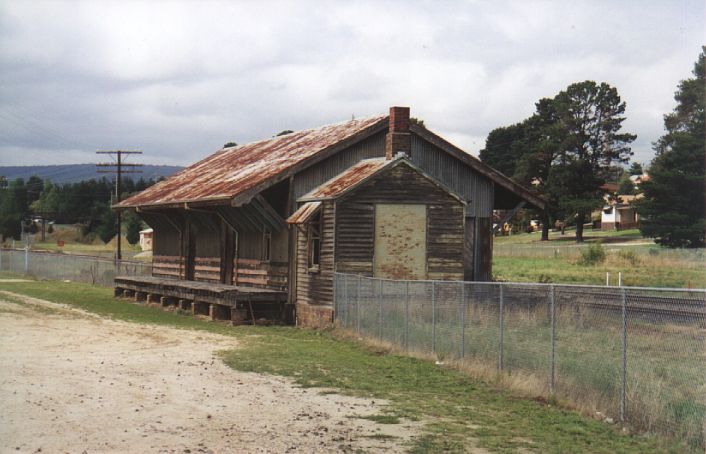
left=337, top=298, right=706, bottom=449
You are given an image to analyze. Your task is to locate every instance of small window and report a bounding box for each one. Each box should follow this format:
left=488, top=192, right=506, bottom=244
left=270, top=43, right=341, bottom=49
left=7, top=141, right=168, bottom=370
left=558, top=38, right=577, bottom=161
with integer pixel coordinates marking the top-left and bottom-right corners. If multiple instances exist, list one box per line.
left=262, top=230, right=272, bottom=262
left=307, top=211, right=322, bottom=271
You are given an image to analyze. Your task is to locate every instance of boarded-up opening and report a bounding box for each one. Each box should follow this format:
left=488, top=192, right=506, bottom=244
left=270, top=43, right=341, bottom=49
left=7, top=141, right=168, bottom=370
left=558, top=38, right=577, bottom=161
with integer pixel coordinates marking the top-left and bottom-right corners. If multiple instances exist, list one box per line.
left=373, top=204, right=427, bottom=279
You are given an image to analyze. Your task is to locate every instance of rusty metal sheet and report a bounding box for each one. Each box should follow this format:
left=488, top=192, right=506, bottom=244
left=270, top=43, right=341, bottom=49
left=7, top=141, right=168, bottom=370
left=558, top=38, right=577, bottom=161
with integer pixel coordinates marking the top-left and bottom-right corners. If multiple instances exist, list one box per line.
left=374, top=204, right=427, bottom=280
left=286, top=201, right=321, bottom=225
left=298, top=158, right=389, bottom=201
left=116, top=115, right=387, bottom=208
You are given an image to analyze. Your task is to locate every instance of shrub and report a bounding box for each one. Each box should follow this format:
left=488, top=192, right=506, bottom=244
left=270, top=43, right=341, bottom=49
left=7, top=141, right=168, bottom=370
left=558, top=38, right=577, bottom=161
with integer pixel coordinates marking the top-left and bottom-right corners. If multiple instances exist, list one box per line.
left=578, top=243, right=606, bottom=265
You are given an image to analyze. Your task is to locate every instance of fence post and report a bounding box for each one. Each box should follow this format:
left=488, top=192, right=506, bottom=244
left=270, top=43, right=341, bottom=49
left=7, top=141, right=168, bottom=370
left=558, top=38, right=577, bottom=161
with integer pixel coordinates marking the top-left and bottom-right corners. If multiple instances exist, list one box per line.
left=620, top=287, right=628, bottom=422
left=356, top=275, right=361, bottom=335
left=550, top=285, right=556, bottom=394
left=460, top=282, right=466, bottom=359
left=498, top=284, right=504, bottom=371
left=0, top=248, right=3, bottom=271
left=24, top=247, right=29, bottom=274
left=431, top=281, right=436, bottom=354
left=405, top=280, right=410, bottom=352
left=378, top=279, right=383, bottom=340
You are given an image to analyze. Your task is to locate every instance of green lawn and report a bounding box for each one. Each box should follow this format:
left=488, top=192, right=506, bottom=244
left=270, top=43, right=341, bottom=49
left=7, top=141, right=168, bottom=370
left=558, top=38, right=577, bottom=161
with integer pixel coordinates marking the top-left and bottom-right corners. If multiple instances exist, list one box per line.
left=494, top=228, right=647, bottom=246
left=0, top=277, right=691, bottom=453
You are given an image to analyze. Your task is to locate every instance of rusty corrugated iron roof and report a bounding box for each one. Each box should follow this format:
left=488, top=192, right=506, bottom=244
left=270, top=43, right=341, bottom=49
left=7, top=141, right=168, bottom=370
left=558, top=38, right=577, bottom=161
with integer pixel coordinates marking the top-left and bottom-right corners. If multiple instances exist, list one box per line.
left=298, top=158, right=389, bottom=201
left=116, top=115, right=387, bottom=208
left=286, top=201, right=322, bottom=224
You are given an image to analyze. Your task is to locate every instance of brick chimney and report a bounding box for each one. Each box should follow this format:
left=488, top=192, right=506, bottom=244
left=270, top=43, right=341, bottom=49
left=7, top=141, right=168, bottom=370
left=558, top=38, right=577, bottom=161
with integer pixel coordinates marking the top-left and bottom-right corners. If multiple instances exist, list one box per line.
left=385, top=106, right=411, bottom=160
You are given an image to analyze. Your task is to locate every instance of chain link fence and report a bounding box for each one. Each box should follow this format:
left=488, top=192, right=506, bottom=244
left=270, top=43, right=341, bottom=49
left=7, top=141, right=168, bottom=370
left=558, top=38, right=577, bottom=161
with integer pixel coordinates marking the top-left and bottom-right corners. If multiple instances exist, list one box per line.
left=335, top=272, right=706, bottom=449
left=0, top=248, right=151, bottom=286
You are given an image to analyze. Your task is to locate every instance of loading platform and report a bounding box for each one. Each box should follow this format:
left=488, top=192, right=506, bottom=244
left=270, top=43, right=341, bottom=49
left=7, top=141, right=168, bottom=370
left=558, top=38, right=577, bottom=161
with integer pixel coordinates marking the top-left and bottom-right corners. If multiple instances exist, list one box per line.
left=114, top=275, right=290, bottom=324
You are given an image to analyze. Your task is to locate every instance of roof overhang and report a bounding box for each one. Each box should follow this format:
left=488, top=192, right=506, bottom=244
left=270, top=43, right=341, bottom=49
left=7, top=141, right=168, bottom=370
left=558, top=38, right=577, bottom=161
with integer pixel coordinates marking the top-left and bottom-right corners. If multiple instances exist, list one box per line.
left=286, top=201, right=322, bottom=225
left=410, top=124, right=547, bottom=211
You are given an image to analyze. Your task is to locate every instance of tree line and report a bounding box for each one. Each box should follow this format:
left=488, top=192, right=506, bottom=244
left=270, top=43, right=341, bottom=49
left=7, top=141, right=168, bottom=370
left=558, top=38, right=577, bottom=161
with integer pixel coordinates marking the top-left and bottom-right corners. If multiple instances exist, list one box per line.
left=480, top=47, right=704, bottom=248
left=0, top=176, right=156, bottom=244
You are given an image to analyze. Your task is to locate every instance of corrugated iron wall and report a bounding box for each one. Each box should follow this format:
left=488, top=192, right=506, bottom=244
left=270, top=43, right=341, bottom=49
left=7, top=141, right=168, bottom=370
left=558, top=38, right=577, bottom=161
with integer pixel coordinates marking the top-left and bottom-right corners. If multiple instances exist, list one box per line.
left=292, top=131, right=387, bottom=204
left=292, top=131, right=493, bottom=218
left=410, top=135, right=494, bottom=217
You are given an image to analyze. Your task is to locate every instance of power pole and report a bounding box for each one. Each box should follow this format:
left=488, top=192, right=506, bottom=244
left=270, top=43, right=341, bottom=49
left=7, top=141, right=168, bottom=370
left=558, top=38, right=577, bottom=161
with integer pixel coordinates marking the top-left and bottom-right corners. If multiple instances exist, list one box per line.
left=96, top=150, right=142, bottom=260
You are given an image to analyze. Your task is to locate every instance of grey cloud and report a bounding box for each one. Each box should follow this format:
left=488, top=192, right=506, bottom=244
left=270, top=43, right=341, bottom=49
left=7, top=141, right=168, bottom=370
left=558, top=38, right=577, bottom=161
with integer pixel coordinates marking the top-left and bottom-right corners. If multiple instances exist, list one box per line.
left=0, top=0, right=703, bottom=168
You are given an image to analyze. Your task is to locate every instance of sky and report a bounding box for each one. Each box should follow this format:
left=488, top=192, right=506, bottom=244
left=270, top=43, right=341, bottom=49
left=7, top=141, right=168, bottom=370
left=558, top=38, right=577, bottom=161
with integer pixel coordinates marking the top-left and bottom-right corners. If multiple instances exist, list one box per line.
left=0, top=0, right=703, bottom=168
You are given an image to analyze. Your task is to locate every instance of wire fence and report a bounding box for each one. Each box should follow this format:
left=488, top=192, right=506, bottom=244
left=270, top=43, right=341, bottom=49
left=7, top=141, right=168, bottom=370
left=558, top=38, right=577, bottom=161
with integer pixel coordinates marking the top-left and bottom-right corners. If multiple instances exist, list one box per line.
left=334, top=272, right=706, bottom=449
left=0, top=248, right=152, bottom=287
left=494, top=243, right=706, bottom=261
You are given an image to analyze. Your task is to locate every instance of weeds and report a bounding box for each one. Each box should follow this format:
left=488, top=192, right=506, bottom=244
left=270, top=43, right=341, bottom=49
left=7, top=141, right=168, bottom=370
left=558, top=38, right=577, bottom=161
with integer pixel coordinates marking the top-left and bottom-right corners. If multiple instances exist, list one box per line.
left=617, top=249, right=641, bottom=265
left=578, top=243, right=607, bottom=265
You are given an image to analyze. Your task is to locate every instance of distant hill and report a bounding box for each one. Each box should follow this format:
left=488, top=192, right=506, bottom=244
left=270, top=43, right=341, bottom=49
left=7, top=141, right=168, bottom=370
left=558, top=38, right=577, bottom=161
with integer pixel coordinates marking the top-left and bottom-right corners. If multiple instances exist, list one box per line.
left=0, top=164, right=183, bottom=184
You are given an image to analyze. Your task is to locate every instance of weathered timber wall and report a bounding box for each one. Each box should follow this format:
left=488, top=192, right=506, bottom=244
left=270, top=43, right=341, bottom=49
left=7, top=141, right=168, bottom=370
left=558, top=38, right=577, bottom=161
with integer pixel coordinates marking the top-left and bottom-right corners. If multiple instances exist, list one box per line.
left=335, top=164, right=465, bottom=281
left=193, top=256, right=221, bottom=283
left=234, top=258, right=288, bottom=291
left=187, top=211, right=221, bottom=259
left=237, top=229, right=288, bottom=262
left=185, top=211, right=222, bottom=283
left=153, top=255, right=185, bottom=279
left=139, top=211, right=182, bottom=257
left=295, top=201, right=335, bottom=309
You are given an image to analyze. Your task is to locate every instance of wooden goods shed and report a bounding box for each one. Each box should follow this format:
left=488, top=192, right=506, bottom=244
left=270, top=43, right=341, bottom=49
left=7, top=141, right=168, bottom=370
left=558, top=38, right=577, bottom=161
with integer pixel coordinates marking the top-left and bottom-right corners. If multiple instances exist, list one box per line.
left=114, top=106, right=544, bottom=327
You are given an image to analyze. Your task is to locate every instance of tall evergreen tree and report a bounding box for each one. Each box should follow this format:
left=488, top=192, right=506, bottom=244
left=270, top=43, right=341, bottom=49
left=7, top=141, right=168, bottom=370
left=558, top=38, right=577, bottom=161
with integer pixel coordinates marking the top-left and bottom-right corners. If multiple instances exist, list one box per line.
left=638, top=47, right=705, bottom=248
left=0, top=178, right=29, bottom=241
left=481, top=81, right=635, bottom=242
left=545, top=81, right=635, bottom=241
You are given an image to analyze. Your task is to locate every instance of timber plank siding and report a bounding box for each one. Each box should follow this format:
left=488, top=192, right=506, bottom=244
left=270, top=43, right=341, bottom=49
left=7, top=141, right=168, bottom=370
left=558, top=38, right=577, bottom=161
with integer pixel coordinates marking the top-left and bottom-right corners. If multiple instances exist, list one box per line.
left=295, top=201, right=336, bottom=311
left=334, top=164, right=465, bottom=280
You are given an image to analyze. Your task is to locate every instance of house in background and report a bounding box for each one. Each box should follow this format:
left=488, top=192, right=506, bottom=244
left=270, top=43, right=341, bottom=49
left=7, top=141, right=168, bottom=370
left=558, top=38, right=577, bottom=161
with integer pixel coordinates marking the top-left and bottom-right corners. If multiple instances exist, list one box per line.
left=114, top=106, right=544, bottom=327
left=600, top=194, right=643, bottom=230
left=139, top=228, right=153, bottom=252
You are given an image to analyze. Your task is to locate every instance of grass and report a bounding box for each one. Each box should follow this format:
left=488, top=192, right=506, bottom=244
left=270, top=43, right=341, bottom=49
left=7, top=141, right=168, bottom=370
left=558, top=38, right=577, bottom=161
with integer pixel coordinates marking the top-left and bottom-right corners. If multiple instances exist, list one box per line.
left=494, top=228, right=648, bottom=246
left=6, top=223, right=143, bottom=259
left=345, top=285, right=706, bottom=449
left=493, top=229, right=706, bottom=288
left=0, top=276, right=691, bottom=453
left=493, top=253, right=706, bottom=288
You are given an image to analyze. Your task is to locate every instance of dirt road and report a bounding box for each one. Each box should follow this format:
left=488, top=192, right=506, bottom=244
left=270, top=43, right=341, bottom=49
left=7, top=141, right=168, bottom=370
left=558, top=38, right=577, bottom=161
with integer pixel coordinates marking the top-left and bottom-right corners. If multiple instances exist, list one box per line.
left=0, top=291, right=420, bottom=453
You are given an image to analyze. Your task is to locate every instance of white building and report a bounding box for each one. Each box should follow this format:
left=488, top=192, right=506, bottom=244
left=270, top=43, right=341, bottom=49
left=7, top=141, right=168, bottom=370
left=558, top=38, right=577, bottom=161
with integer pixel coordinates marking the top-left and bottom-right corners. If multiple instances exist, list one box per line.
left=601, top=194, right=643, bottom=230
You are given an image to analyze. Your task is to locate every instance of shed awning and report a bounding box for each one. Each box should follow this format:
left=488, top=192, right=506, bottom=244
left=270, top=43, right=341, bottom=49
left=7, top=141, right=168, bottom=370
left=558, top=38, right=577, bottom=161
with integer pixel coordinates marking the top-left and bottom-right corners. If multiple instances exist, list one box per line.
left=286, top=201, right=321, bottom=225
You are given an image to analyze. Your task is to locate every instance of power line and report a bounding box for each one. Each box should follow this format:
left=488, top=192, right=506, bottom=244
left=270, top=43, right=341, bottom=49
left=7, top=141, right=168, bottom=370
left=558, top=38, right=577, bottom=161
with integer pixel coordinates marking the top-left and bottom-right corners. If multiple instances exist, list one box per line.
left=96, top=150, right=143, bottom=260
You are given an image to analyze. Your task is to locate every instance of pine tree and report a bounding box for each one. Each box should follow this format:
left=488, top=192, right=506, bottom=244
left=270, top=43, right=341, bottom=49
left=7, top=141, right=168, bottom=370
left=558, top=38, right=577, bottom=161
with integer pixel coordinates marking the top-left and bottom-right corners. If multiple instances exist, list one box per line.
left=125, top=212, right=142, bottom=245
left=638, top=47, right=705, bottom=248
